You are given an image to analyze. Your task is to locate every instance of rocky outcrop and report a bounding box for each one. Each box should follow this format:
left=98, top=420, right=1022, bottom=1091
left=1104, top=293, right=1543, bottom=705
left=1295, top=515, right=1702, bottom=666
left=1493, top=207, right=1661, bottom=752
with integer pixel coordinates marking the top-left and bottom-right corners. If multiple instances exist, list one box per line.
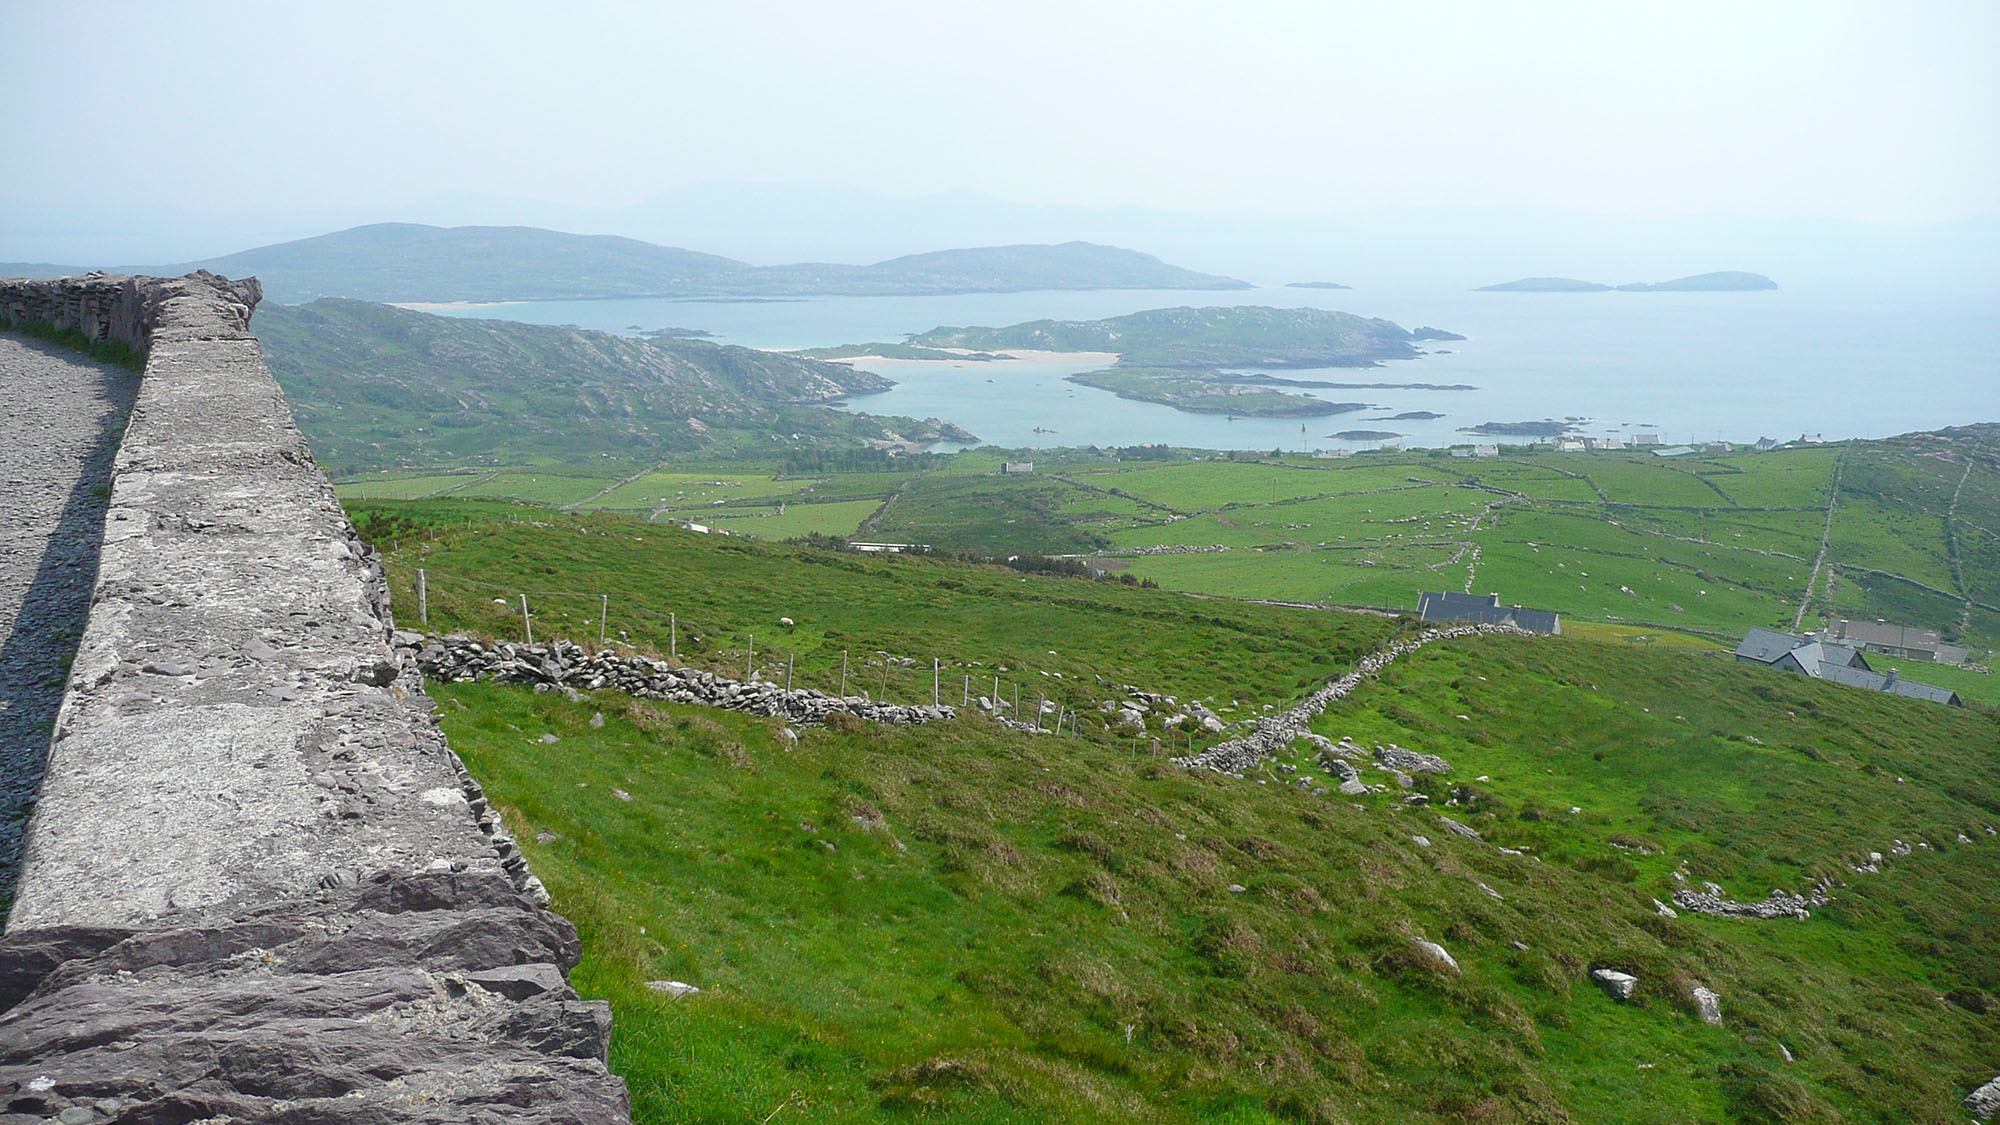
left=1671, top=882, right=1828, bottom=920
left=1175, top=624, right=1531, bottom=774
left=415, top=634, right=955, bottom=727
left=0, top=275, right=624, bottom=1117
left=1375, top=744, right=1451, bottom=774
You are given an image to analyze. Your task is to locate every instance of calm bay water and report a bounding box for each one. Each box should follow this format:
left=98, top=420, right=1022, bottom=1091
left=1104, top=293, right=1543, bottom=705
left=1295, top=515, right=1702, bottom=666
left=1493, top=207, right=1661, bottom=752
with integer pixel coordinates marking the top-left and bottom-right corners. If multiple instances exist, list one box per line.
left=428, top=285, right=1997, bottom=452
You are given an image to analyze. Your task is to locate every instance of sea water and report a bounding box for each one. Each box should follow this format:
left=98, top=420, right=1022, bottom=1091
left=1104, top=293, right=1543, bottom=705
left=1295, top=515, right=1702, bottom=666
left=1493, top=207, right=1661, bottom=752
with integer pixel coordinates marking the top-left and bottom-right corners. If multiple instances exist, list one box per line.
left=425, top=284, right=1997, bottom=452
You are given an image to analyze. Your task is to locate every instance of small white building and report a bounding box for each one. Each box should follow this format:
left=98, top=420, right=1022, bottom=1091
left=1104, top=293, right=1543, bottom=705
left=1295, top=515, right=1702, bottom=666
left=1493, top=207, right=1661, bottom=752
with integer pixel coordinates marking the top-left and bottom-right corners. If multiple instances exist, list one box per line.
left=1000, top=461, right=1035, bottom=474
left=1633, top=432, right=1662, bottom=446
left=1555, top=437, right=1587, bottom=453
left=1474, top=444, right=1499, bottom=458
left=1312, top=448, right=1351, bottom=459
left=1449, top=446, right=1475, bottom=458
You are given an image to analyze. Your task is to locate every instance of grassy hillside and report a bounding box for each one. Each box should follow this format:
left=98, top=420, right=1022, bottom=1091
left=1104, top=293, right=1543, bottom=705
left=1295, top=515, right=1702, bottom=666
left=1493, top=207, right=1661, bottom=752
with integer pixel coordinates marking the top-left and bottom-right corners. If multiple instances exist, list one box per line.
left=352, top=501, right=1402, bottom=719
left=170, top=223, right=1247, bottom=303
left=255, top=299, right=971, bottom=473
left=407, top=538, right=2000, bottom=1121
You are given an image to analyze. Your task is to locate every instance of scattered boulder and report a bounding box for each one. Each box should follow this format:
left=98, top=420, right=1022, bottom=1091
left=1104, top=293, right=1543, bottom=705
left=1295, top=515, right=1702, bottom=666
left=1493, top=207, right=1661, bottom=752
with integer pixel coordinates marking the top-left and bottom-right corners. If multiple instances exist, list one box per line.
left=1689, top=985, right=1722, bottom=1026
left=1591, top=969, right=1639, bottom=1002
left=646, top=980, right=701, bottom=999
left=1438, top=816, right=1482, bottom=841
left=1413, top=940, right=1460, bottom=974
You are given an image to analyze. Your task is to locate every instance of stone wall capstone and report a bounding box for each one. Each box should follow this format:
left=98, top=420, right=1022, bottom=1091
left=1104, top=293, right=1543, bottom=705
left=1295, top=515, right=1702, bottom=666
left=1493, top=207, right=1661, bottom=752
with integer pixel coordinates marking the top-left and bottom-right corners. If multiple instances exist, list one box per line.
left=0, top=273, right=629, bottom=1121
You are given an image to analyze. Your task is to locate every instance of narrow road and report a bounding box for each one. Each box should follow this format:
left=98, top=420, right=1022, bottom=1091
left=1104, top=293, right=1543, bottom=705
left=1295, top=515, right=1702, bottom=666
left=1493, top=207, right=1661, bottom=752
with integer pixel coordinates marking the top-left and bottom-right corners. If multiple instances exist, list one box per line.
left=0, top=334, right=138, bottom=899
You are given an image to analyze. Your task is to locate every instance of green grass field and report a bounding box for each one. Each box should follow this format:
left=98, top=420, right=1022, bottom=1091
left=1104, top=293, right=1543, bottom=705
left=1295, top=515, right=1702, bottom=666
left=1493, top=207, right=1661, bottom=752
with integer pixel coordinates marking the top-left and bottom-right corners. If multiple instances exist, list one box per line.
left=354, top=433, right=1998, bottom=663
left=439, top=627, right=2000, bottom=1122
left=354, top=501, right=1403, bottom=722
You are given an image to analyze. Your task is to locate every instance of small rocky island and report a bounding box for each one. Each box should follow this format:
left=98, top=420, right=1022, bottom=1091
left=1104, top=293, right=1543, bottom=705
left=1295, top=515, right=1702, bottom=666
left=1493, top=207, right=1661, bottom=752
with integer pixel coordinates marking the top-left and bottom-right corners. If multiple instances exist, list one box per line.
left=1460, top=420, right=1575, bottom=437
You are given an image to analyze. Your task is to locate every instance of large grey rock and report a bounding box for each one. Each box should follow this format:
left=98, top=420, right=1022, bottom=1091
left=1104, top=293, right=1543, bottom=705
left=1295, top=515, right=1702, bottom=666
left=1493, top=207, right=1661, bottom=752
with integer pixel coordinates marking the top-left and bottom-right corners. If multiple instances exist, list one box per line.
left=1689, top=984, right=1722, bottom=1025
left=0, top=871, right=626, bottom=1120
left=1966, top=1075, right=2000, bottom=1120
left=1412, top=939, right=1459, bottom=974
left=1591, top=968, right=1638, bottom=1001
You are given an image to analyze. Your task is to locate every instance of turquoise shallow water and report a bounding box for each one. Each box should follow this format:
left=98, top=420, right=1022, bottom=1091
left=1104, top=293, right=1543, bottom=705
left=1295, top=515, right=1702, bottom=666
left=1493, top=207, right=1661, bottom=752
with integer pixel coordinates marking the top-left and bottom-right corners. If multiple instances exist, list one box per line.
left=427, top=284, right=1997, bottom=451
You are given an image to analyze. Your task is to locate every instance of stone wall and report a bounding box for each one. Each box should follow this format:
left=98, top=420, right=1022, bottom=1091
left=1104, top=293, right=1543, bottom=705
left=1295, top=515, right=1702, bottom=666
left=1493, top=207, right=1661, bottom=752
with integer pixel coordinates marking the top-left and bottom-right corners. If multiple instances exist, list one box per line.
left=0, top=275, right=628, bottom=1121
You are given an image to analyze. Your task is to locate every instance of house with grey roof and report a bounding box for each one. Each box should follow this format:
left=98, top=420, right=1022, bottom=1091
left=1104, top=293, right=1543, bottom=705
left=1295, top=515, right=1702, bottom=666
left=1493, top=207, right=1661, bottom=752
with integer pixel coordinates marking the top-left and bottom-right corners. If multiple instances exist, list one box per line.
left=1417, top=592, right=1560, bottom=634
left=1733, top=627, right=1961, bottom=706
left=1822, top=618, right=1969, bottom=665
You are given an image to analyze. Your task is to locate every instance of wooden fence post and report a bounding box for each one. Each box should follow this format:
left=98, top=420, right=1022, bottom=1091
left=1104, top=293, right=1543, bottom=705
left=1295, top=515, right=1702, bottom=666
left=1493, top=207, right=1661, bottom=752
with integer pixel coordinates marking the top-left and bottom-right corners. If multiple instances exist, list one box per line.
left=417, top=568, right=428, bottom=627
left=519, top=594, right=532, bottom=643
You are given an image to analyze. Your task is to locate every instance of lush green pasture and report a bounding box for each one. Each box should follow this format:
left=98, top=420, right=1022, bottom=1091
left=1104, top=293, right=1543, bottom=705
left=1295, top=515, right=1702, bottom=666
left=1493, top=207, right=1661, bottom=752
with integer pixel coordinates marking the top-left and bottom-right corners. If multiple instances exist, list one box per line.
left=349, top=434, right=1998, bottom=657
left=581, top=471, right=820, bottom=512
left=1696, top=448, right=1838, bottom=508
left=1544, top=456, right=1734, bottom=507
left=452, top=470, right=621, bottom=506
left=1081, top=461, right=1425, bottom=511
left=354, top=501, right=1402, bottom=717
left=666, top=498, right=883, bottom=540
left=334, top=472, right=484, bottom=500
left=1119, top=544, right=1463, bottom=608
left=445, top=628, right=2000, bottom=1122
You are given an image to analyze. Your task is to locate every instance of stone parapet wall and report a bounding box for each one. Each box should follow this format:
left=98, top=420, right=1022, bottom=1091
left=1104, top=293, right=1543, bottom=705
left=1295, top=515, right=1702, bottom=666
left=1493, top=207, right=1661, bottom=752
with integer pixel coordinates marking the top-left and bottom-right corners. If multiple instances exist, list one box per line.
left=0, top=274, right=627, bottom=1120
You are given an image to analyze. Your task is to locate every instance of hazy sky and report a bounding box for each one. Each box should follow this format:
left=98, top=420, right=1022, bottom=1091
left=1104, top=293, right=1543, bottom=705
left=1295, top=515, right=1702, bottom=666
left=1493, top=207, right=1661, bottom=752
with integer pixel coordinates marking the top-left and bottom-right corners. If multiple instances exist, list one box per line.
left=2, top=0, right=1996, bottom=260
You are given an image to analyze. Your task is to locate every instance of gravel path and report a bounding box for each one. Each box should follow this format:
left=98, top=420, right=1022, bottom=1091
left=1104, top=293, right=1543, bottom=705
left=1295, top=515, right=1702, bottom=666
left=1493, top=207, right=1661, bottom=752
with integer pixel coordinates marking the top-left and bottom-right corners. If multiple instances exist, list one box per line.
left=0, top=333, right=137, bottom=901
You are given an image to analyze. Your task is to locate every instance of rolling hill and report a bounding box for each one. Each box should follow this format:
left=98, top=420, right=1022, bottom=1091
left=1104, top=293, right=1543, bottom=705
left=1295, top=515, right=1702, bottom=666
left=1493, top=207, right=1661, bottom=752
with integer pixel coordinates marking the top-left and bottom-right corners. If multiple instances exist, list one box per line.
left=136, top=224, right=1247, bottom=303
left=346, top=499, right=2000, bottom=1122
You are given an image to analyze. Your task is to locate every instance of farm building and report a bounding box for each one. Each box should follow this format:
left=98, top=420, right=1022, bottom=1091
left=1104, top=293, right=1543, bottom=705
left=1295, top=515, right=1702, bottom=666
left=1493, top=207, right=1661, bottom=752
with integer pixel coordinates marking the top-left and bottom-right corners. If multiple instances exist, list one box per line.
left=1733, top=627, right=1961, bottom=706
left=1416, top=592, right=1560, bottom=634
left=1000, top=461, right=1035, bottom=474
left=1823, top=619, right=1969, bottom=664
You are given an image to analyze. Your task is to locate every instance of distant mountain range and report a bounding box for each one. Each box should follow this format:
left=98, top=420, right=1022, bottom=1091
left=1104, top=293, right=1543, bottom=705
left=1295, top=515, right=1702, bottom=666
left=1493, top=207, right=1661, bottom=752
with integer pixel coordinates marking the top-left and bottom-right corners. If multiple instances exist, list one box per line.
left=254, top=298, right=971, bottom=472
left=4, top=223, right=1251, bottom=304
left=1476, top=271, right=1777, bottom=292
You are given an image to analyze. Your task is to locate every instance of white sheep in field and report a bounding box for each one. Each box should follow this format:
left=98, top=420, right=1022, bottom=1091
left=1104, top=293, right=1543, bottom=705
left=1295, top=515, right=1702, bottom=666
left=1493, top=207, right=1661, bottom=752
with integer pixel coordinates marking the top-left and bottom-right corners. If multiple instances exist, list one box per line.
left=779, top=616, right=795, bottom=629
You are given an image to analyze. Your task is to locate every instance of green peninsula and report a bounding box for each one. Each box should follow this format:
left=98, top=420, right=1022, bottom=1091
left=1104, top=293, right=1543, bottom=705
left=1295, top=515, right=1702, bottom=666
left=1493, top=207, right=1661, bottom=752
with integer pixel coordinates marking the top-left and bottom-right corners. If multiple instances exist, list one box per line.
left=900, top=306, right=1463, bottom=417
left=911, top=305, right=1441, bottom=369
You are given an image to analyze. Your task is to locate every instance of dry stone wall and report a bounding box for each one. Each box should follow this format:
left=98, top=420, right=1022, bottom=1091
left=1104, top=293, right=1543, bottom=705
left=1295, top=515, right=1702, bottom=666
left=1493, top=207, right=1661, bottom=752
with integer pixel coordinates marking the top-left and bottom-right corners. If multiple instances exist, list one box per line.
left=0, top=274, right=628, bottom=1121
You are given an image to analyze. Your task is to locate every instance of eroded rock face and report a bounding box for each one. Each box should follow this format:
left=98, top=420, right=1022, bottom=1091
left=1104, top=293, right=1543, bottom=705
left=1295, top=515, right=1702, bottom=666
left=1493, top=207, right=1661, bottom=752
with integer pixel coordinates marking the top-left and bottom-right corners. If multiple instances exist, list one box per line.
left=0, top=871, right=628, bottom=1121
